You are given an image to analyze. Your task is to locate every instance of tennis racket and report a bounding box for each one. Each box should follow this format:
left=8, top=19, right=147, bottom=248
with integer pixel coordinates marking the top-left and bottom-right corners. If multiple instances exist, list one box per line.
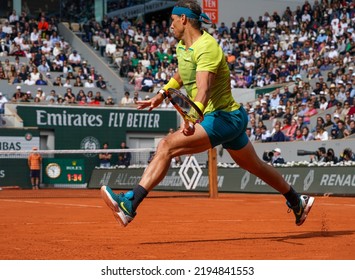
left=166, top=88, right=204, bottom=124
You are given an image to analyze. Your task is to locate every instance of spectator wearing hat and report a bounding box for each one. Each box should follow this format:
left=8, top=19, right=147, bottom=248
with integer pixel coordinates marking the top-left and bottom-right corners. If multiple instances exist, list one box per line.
left=271, top=148, right=285, bottom=165
left=105, top=96, right=115, bottom=106
left=80, top=60, right=90, bottom=76
left=255, top=75, right=265, bottom=88
left=12, top=86, right=24, bottom=101
left=329, top=114, right=341, bottom=137
left=275, top=106, right=285, bottom=118
left=298, top=101, right=308, bottom=117
left=68, top=50, right=82, bottom=68
left=316, top=29, right=328, bottom=43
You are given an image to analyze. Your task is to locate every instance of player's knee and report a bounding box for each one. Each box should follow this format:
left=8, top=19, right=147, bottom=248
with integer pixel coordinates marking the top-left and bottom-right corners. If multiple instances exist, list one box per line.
left=156, top=138, right=174, bottom=159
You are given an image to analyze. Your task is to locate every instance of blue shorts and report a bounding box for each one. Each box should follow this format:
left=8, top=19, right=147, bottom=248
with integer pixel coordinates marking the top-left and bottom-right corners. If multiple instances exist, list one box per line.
left=30, top=170, right=40, bottom=178
left=200, top=106, right=249, bottom=150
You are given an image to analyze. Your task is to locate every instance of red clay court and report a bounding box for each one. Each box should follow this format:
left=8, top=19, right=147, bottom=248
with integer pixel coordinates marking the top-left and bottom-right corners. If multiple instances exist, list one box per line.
left=0, top=189, right=354, bottom=260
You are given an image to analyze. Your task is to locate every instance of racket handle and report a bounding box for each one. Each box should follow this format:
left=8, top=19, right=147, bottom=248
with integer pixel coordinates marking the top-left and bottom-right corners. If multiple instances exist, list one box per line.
left=184, top=120, right=194, bottom=129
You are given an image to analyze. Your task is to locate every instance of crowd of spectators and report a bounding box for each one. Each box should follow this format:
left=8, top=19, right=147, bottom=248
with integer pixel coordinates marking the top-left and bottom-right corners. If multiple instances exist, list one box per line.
left=79, top=0, right=355, bottom=135
left=1, top=0, right=355, bottom=140
left=0, top=9, right=113, bottom=106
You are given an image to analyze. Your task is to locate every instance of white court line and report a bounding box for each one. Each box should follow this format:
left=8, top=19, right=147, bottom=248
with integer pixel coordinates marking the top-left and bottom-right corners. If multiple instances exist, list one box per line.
left=0, top=199, right=102, bottom=208
left=319, top=203, right=355, bottom=207
left=0, top=221, right=101, bottom=226
left=151, top=219, right=289, bottom=223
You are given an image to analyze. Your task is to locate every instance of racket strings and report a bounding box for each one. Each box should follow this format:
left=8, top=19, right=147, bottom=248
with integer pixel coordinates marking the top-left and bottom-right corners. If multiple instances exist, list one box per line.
left=167, top=88, right=204, bottom=124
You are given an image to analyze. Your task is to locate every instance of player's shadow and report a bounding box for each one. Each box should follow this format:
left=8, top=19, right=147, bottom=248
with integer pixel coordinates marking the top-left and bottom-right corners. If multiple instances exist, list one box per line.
left=141, top=230, right=355, bottom=245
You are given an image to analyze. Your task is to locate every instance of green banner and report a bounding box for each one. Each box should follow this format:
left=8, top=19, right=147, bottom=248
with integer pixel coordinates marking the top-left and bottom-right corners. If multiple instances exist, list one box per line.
left=16, top=106, right=177, bottom=132
left=88, top=167, right=355, bottom=195
left=255, top=85, right=282, bottom=97
left=0, top=159, right=32, bottom=188
left=42, top=158, right=85, bottom=184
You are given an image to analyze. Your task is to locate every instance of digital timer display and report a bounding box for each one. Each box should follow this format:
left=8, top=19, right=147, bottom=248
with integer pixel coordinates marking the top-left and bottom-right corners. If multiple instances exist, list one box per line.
left=67, top=174, right=83, bottom=182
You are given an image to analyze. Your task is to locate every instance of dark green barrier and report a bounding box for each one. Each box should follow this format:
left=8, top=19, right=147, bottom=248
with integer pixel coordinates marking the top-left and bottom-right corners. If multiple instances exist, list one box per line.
left=255, top=85, right=282, bottom=97
left=88, top=167, right=355, bottom=196
left=0, top=159, right=32, bottom=188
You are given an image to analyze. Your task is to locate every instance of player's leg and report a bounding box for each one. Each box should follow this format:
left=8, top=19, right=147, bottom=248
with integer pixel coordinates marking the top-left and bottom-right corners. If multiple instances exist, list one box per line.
left=101, top=124, right=212, bottom=226
left=34, top=173, right=39, bottom=189
left=30, top=171, right=35, bottom=190
left=227, top=142, right=314, bottom=226
left=139, top=125, right=211, bottom=190
left=227, top=142, right=290, bottom=193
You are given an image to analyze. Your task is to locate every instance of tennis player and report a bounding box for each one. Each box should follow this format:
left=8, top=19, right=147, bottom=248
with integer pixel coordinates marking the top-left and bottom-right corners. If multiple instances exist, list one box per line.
left=101, top=0, right=314, bottom=227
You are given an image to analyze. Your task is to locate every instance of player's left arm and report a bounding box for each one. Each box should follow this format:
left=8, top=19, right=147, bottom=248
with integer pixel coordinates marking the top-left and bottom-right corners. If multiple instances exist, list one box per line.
left=195, top=70, right=215, bottom=108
